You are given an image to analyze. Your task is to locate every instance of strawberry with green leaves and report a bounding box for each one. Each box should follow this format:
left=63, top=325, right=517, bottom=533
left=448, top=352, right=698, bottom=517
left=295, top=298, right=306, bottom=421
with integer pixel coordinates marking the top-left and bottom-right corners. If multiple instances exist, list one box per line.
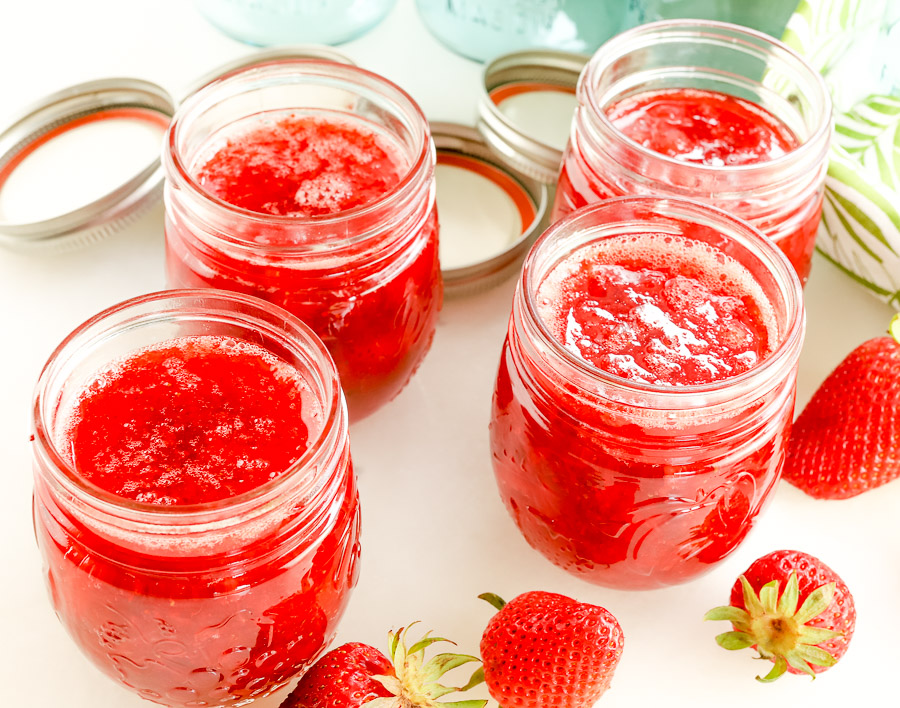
left=783, top=314, right=900, bottom=499
left=479, top=591, right=624, bottom=708
left=704, top=550, right=855, bottom=681
left=280, top=625, right=485, bottom=708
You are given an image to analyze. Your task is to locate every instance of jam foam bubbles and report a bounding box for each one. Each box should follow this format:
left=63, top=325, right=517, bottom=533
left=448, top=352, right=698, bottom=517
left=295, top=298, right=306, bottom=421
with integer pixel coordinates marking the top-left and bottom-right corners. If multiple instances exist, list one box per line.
left=57, top=335, right=322, bottom=506
left=536, top=232, right=779, bottom=386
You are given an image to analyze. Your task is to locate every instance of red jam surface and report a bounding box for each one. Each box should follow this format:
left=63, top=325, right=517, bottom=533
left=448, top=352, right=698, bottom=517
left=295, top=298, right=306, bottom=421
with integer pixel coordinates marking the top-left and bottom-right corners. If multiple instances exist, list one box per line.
left=195, top=114, right=405, bottom=217
left=65, top=336, right=315, bottom=505
left=36, top=335, right=359, bottom=706
left=607, top=88, right=798, bottom=166
left=536, top=232, right=775, bottom=386
left=167, top=111, right=441, bottom=419
left=553, top=88, right=821, bottom=283
left=491, top=232, right=792, bottom=588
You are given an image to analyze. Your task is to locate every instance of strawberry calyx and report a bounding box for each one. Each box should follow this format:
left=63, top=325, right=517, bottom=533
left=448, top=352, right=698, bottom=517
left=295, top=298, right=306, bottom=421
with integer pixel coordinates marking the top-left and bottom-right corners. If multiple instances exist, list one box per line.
left=477, top=593, right=507, bottom=612
left=889, top=313, right=900, bottom=346
left=363, top=624, right=486, bottom=708
left=704, top=572, right=842, bottom=682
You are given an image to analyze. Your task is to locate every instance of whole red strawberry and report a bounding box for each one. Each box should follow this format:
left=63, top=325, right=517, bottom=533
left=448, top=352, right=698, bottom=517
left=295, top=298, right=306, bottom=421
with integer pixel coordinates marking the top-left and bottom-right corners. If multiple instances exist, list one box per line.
left=704, top=550, right=855, bottom=681
left=281, top=642, right=393, bottom=708
left=479, top=591, right=624, bottom=708
left=281, top=626, right=485, bottom=708
left=782, top=314, right=900, bottom=499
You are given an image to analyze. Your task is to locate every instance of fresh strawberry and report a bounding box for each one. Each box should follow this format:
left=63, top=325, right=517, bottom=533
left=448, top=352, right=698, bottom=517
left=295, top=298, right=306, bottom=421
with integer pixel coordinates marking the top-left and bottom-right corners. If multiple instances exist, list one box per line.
left=281, top=626, right=486, bottom=708
left=704, top=550, right=855, bottom=681
left=479, top=591, right=624, bottom=708
left=782, top=314, right=900, bottom=499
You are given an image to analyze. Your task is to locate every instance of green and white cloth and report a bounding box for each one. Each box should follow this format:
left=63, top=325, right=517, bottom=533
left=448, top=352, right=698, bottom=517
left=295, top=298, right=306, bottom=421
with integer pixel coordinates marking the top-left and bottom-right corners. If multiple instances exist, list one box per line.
left=783, top=0, right=900, bottom=307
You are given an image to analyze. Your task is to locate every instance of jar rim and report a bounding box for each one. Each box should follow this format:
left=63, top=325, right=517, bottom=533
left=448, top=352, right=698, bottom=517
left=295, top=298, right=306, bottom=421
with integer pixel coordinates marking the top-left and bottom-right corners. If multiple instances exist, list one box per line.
left=520, top=196, right=805, bottom=402
left=164, top=59, right=433, bottom=246
left=580, top=19, right=832, bottom=179
left=32, top=289, right=346, bottom=525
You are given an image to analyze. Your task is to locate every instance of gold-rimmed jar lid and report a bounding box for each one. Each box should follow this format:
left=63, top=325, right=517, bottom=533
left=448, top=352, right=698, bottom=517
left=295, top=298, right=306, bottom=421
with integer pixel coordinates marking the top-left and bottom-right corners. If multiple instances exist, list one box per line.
left=0, top=78, right=175, bottom=252
left=433, top=121, right=549, bottom=296
left=477, top=48, right=589, bottom=184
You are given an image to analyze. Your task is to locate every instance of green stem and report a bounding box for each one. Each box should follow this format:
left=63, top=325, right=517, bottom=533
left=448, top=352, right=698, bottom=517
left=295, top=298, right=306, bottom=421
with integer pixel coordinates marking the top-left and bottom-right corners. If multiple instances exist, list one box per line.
left=478, top=593, right=507, bottom=611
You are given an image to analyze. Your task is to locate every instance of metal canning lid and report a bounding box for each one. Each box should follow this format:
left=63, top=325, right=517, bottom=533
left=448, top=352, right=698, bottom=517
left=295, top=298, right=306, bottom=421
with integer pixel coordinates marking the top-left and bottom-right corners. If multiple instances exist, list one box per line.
left=181, top=45, right=356, bottom=100
left=478, top=49, right=589, bottom=184
left=433, top=121, right=549, bottom=296
left=0, top=78, right=175, bottom=252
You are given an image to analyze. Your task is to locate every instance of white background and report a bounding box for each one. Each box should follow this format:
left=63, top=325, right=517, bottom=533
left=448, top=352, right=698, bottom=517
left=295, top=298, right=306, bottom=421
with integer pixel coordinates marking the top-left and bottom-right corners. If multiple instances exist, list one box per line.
left=0, top=1, right=898, bottom=706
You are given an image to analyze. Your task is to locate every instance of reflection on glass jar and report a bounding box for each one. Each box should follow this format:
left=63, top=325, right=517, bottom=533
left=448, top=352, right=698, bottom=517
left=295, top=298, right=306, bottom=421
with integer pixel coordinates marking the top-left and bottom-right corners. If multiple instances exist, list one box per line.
left=490, top=198, right=804, bottom=589
left=195, top=0, right=397, bottom=46
left=32, top=291, right=360, bottom=706
left=164, top=61, right=442, bottom=420
left=629, top=0, right=797, bottom=38
left=552, top=21, right=832, bottom=285
left=415, top=0, right=629, bottom=62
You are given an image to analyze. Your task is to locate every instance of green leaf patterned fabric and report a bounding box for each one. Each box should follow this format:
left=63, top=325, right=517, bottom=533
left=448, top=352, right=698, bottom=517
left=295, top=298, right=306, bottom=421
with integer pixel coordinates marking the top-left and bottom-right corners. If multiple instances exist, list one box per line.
left=783, top=0, right=900, bottom=306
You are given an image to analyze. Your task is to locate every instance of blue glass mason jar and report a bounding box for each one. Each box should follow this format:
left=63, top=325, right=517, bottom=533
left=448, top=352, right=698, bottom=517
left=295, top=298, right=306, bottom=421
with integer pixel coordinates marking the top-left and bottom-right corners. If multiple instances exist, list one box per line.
left=631, top=0, right=798, bottom=39
left=195, top=0, right=397, bottom=46
left=415, top=0, right=630, bottom=62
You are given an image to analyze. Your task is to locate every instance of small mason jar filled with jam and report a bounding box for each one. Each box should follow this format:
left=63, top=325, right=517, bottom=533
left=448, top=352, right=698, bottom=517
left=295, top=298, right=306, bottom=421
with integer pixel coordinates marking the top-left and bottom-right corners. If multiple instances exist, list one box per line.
left=490, top=197, right=804, bottom=589
left=31, top=290, right=360, bottom=706
left=163, top=60, right=441, bottom=420
left=553, top=20, right=832, bottom=284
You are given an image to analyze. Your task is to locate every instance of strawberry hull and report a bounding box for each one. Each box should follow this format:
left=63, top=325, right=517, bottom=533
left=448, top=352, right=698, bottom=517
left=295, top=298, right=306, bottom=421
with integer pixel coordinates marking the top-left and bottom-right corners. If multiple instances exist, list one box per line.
left=489, top=199, right=805, bottom=589
left=705, top=549, right=856, bottom=681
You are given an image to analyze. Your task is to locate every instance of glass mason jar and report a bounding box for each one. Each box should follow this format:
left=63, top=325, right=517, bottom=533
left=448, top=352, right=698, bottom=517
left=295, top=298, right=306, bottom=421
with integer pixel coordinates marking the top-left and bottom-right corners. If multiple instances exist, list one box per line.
left=553, top=20, right=832, bottom=285
left=32, top=291, right=360, bottom=706
left=415, top=0, right=630, bottom=62
left=195, top=0, right=398, bottom=46
left=489, top=198, right=804, bottom=589
left=629, top=0, right=797, bottom=39
left=164, top=60, right=442, bottom=421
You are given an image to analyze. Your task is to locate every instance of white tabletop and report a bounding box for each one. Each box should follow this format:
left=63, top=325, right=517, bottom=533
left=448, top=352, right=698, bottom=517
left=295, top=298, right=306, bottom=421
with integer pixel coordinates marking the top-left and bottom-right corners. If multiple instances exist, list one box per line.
left=1, top=2, right=898, bottom=706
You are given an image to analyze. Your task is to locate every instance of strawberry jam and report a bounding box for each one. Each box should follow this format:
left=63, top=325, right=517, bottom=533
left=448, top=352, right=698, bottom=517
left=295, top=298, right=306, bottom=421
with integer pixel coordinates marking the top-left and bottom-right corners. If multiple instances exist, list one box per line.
left=554, top=87, right=822, bottom=283
left=535, top=232, right=776, bottom=386
left=65, top=336, right=315, bottom=505
left=32, top=292, right=360, bottom=706
left=165, top=62, right=441, bottom=420
left=194, top=114, right=405, bottom=218
left=490, top=199, right=804, bottom=589
left=607, top=88, right=798, bottom=167
left=552, top=21, right=832, bottom=286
